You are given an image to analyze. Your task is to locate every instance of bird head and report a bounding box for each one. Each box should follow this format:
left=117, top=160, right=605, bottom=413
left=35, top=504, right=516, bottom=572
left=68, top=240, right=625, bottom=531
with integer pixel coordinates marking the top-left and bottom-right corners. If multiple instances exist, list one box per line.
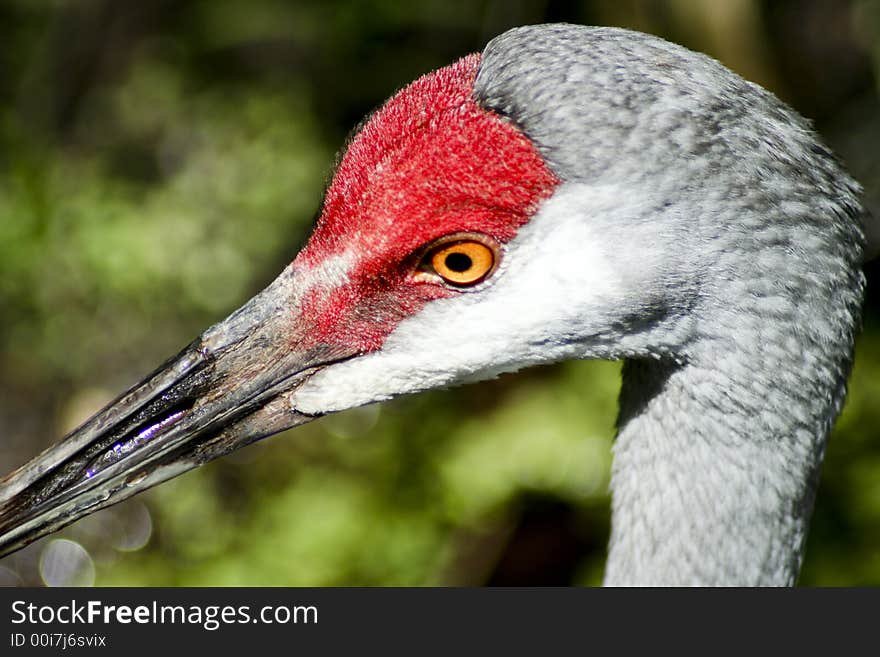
left=0, top=49, right=570, bottom=554
left=0, top=25, right=864, bottom=558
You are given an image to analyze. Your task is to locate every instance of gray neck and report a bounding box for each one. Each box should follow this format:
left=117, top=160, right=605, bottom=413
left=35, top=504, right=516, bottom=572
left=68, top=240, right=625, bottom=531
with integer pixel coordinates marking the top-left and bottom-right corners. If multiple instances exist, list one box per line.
left=603, top=316, right=855, bottom=585
left=604, top=360, right=812, bottom=585
left=600, top=205, right=865, bottom=586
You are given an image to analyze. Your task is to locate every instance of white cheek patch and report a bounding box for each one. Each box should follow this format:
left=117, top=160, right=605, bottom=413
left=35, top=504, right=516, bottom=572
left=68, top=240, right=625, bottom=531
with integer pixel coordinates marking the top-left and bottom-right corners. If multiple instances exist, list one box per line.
left=290, top=184, right=627, bottom=415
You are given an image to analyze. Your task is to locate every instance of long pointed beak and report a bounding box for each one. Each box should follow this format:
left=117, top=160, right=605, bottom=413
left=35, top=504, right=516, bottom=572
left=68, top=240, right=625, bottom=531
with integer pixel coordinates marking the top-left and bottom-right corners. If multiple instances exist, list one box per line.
left=0, top=265, right=355, bottom=558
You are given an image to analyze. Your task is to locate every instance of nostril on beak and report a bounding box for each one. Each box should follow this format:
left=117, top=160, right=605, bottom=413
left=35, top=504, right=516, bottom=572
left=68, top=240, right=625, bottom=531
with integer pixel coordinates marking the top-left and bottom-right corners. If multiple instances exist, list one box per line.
left=82, top=400, right=194, bottom=481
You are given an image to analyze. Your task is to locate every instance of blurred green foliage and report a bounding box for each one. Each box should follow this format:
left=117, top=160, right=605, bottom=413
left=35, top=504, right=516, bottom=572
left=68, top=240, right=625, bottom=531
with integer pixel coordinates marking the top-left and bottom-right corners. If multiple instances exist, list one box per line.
left=0, top=0, right=878, bottom=586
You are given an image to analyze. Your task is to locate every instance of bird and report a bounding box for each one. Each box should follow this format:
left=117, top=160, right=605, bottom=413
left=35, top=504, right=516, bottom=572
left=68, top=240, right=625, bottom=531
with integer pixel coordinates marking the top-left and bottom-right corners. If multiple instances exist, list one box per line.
left=0, top=23, right=868, bottom=586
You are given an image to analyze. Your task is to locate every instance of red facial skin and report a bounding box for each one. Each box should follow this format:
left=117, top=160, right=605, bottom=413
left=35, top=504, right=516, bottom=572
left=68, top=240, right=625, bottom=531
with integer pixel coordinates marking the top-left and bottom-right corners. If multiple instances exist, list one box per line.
left=294, top=53, right=559, bottom=352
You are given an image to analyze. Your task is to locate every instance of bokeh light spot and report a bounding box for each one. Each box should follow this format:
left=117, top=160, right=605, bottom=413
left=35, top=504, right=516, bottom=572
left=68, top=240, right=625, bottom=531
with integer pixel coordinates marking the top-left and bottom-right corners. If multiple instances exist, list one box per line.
left=39, top=539, right=96, bottom=587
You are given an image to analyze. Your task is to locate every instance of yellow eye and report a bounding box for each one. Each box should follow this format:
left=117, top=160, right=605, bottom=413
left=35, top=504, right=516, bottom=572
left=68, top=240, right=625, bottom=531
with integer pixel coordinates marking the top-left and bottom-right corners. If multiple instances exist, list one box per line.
left=428, top=239, right=497, bottom=286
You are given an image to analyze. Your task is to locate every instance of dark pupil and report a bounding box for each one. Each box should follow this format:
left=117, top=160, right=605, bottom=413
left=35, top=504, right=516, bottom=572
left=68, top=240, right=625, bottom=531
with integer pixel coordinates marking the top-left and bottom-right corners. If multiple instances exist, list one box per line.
left=444, top=252, right=473, bottom=273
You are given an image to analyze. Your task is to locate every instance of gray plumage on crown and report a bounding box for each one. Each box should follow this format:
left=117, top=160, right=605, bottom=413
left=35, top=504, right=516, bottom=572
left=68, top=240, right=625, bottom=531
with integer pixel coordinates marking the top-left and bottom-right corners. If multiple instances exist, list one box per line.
left=474, top=24, right=867, bottom=585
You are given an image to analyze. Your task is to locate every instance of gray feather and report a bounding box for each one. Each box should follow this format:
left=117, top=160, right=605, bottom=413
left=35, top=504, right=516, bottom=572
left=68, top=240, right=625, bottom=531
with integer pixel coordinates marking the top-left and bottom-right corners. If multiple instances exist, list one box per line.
left=475, top=24, right=866, bottom=585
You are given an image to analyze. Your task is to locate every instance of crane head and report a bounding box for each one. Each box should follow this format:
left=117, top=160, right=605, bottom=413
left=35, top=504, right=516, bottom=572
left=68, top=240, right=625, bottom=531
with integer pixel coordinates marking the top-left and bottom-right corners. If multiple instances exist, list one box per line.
left=0, top=52, right=577, bottom=555
left=0, top=24, right=865, bottom=561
